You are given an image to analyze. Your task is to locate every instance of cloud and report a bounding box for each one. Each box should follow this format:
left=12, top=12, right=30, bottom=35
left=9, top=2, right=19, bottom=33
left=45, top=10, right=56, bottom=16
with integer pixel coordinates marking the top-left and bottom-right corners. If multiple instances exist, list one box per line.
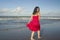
left=11, top=7, right=23, bottom=13
left=45, top=11, right=60, bottom=16
left=3, top=7, right=23, bottom=13
left=0, top=6, right=25, bottom=16
left=0, top=8, right=10, bottom=13
left=41, top=9, right=60, bottom=16
left=0, top=7, right=60, bottom=16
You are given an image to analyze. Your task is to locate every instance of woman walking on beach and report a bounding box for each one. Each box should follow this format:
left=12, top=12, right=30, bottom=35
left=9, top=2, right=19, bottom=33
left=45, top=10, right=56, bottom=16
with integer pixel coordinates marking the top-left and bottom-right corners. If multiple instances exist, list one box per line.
left=26, top=6, right=41, bottom=40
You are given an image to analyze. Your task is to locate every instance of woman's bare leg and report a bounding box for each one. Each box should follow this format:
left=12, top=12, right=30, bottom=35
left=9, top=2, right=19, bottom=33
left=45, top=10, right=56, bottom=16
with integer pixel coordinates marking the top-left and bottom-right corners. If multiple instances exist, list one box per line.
left=37, top=30, right=40, bottom=39
left=31, top=31, right=35, bottom=40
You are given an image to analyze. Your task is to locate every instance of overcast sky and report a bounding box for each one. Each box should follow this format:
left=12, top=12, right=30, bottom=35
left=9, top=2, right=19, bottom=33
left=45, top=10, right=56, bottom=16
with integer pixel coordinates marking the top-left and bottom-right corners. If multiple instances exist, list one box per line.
left=0, top=0, right=60, bottom=16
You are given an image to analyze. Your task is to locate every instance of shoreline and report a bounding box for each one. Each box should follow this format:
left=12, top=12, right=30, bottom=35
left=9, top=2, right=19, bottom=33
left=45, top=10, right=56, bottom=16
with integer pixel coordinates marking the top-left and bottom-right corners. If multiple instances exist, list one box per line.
left=0, top=18, right=60, bottom=20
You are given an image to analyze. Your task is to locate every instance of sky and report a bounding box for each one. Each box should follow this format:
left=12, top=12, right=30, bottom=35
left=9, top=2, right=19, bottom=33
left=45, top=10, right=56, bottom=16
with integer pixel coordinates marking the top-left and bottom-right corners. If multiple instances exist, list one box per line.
left=0, top=0, right=60, bottom=16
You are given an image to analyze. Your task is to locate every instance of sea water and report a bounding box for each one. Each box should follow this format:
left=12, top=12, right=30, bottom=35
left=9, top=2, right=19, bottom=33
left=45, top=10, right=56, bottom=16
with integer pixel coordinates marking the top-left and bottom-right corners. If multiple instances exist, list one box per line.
left=0, top=16, right=60, bottom=40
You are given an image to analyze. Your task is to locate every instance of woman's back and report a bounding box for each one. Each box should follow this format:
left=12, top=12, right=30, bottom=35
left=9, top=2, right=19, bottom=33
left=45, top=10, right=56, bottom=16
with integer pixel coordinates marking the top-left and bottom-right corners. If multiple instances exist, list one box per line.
left=32, top=15, right=39, bottom=22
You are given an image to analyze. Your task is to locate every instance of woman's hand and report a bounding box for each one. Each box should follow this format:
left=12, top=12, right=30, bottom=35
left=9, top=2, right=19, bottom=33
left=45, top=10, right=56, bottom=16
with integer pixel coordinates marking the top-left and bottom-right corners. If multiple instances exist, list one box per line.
left=27, top=20, right=31, bottom=24
left=27, top=21, right=30, bottom=24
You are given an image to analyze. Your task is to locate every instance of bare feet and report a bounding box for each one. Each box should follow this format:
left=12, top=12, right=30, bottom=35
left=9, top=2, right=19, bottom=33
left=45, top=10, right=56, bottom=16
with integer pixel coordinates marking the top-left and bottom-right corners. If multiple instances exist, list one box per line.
left=31, top=38, right=35, bottom=40
left=38, top=36, right=40, bottom=39
left=38, top=37, right=40, bottom=39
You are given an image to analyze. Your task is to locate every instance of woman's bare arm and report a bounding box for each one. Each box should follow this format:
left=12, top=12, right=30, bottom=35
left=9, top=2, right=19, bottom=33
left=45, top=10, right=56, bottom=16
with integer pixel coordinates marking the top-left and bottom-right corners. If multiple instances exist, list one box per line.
left=38, top=12, right=41, bottom=21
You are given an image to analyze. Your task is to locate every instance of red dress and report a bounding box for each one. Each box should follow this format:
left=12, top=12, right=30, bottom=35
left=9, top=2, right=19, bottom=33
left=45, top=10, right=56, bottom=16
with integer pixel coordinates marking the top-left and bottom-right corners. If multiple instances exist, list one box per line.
left=26, top=15, right=40, bottom=32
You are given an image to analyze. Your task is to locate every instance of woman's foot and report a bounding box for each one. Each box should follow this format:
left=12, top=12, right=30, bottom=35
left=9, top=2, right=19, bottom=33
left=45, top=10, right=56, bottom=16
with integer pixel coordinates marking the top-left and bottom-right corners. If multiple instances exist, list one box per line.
left=38, top=37, right=40, bottom=40
left=31, top=38, right=35, bottom=40
left=38, top=36, right=40, bottom=39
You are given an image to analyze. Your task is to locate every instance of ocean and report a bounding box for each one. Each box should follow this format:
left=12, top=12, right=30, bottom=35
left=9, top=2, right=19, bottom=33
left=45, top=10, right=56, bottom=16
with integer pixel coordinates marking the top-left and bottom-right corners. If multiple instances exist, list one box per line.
left=0, top=16, right=60, bottom=40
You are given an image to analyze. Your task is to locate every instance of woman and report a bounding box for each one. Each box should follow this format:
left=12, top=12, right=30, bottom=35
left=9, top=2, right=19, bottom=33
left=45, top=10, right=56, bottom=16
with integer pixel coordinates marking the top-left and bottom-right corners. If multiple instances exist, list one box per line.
left=26, top=6, right=41, bottom=40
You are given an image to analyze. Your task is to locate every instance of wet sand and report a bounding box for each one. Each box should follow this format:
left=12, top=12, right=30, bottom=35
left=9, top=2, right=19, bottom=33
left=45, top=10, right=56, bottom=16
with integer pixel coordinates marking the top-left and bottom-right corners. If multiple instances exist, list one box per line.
left=0, top=20, right=60, bottom=40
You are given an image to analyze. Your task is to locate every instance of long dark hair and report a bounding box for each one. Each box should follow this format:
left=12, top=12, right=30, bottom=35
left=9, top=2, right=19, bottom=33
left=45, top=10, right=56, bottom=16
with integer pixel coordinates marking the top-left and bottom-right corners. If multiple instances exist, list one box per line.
left=33, top=6, right=40, bottom=15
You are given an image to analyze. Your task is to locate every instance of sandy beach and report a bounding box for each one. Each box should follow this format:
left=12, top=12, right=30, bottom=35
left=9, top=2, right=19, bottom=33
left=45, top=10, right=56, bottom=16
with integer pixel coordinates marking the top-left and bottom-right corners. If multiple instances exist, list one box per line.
left=0, top=19, right=60, bottom=40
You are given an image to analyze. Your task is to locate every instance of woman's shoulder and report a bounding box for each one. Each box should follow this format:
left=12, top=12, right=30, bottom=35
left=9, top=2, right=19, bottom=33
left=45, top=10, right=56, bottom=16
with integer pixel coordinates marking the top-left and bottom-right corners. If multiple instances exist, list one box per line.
left=31, top=13, right=40, bottom=17
left=32, top=14, right=38, bottom=16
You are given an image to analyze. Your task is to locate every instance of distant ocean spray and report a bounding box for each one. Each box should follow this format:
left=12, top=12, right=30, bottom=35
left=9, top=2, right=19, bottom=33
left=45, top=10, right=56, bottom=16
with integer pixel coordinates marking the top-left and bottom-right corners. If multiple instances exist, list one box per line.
left=0, top=16, right=60, bottom=20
